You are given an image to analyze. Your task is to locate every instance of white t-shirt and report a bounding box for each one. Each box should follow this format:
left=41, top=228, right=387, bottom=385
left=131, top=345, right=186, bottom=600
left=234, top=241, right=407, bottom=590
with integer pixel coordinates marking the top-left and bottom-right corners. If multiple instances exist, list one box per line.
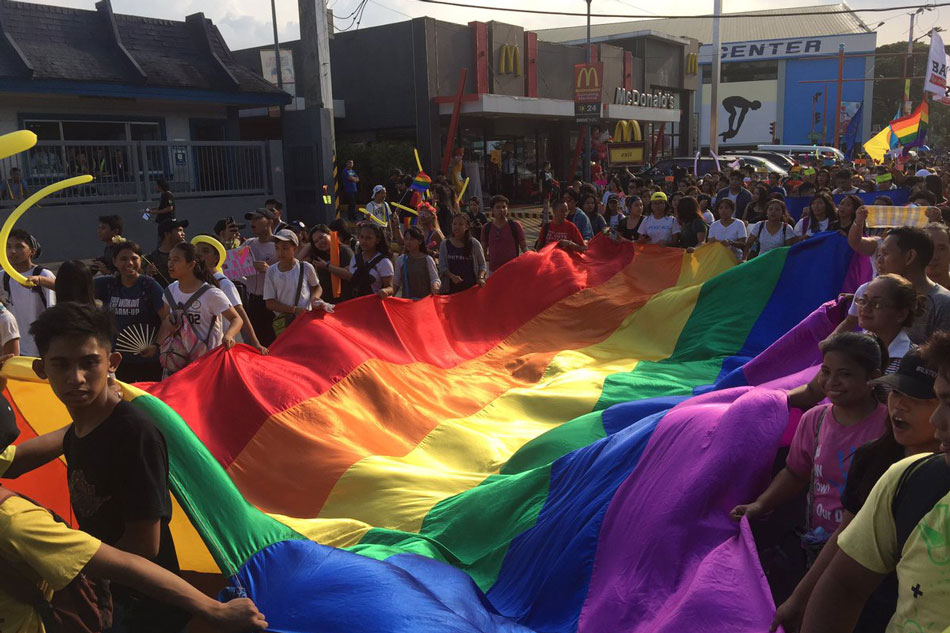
left=263, top=260, right=319, bottom=314
left=708, top=219, right=748, bottom=260
left=348, top=253, right=394, bottom=295
left=639, top=215, right=681, bottom=246
left=213, top=272, right=243, bottom=336
left=243, top=237, right=278, bottom=296
left=702, top=210, right=715, bottom=225
left=2, top=269, right=55, bottom=357
left=794, top=216, right=831, bottom=237
left=365, top=201, right=392, bottom=226
left=748, top=221, right=794, bottom=255
left=162, top=282, right=232, bottom=351
left=0, top=305, right=20, bottom=349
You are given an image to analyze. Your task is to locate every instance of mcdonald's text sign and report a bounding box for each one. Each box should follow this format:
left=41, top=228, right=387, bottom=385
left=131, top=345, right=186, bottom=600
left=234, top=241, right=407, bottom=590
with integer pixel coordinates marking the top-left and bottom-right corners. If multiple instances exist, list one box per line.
left=574, top=62, right=604, bottom=104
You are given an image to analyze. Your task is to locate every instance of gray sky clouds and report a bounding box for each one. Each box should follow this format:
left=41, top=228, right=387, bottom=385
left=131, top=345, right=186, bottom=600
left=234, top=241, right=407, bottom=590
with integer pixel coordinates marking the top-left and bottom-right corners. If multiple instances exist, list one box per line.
left=31, top=0, right=941, bottom=51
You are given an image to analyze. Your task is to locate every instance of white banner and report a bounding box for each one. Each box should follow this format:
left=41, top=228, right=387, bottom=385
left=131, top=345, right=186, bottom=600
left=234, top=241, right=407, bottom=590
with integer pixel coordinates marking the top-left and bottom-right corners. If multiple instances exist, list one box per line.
left=925, top=31, right=950, bottom=105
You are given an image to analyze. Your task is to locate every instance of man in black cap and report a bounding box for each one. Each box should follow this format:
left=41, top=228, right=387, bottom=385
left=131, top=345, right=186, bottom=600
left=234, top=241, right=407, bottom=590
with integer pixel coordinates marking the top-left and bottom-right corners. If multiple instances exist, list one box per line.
left=146, top=219, right=188, bottom=288
left=242, top=208, right=278, bottom=346
left=214, top=216, right=245, bottom=250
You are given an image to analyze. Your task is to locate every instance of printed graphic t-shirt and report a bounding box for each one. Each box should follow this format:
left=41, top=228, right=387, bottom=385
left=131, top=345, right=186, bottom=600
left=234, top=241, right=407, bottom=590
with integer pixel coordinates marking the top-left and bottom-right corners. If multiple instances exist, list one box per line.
left=162, top=282, right=232, bottom=350
left=786, top=402, right=889, bottom=534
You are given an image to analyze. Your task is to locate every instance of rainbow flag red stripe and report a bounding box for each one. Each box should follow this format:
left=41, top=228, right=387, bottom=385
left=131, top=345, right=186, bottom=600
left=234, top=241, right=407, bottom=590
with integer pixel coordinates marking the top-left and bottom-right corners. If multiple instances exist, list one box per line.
left=889, top=99, right=929, bottom=145
left=5, top=235, right=870, bottom=633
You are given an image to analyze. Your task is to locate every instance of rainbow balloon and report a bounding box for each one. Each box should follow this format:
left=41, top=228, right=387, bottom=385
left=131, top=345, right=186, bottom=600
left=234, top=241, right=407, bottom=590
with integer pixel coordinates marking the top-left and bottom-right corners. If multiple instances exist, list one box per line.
left=4, top=234, right=869, bottom=632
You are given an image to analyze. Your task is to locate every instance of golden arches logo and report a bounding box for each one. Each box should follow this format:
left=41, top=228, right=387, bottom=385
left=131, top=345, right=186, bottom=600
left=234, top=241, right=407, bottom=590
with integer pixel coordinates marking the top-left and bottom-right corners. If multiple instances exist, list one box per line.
left=576, top=66, right=599, bottom=89
left=686, top=53, right=698, bottom=75
left=498, top=44, right=521, bottom=77
left=613, top=120, right=642, bottom=142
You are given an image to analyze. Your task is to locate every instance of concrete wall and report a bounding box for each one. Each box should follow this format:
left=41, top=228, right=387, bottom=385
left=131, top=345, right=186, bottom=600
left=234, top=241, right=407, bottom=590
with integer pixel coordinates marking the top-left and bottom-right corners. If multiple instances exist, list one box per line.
left=536, top=41, right=586, bottom=100
left=599, top=43, right=625, bottom=101
left=10, top=194, right=271, bottom=264
left=645, top=38, right=683, bottom=91
left=432, top=20, right=475, bottom=96
left=488, top=21, right=525, bottom=97
left=328, top=21, right=418, bottom=134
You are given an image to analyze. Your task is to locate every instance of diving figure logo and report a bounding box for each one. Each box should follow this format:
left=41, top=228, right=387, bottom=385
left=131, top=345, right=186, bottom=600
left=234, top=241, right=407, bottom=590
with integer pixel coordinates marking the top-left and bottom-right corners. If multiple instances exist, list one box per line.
left=719, top=96, right=761, bottom=141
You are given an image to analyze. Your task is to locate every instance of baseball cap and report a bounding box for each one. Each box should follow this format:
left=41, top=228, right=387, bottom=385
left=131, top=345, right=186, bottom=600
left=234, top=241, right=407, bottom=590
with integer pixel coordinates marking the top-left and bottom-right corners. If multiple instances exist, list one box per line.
left=0, top=393, right=18, bottom=452
left=158, top=218, right=189, bottom=236
left=650, top=192, right=668, bottom=202
left=915, top=168, right=932, bottom=178
left=245, top=208, right=276, bottom=221
left=213, top=216, right=245, bottom=233
left=289, top=220, right=307, bottom=233
left=372, top=185, right=386, bottom=196
left=869, top=349, right=937, bottom=400
left=607, top=194, right=620, bottom=202
left=273, top=228, right=299, bottom=246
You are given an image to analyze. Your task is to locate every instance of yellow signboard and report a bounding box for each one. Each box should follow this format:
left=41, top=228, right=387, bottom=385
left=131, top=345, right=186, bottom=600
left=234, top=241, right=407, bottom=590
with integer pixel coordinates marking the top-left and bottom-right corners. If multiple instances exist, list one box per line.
left=607, top=142, right=645, bottom=166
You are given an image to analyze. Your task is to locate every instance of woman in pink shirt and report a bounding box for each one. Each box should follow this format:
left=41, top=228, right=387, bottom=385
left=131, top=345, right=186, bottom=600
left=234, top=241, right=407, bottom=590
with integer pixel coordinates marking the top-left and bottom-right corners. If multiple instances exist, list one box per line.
left=730, top=332, right=888, bottom=560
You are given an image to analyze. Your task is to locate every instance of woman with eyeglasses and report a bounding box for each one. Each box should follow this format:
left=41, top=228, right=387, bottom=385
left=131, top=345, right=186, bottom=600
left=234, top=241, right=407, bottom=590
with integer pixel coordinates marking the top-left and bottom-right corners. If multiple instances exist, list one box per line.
left=854, top=273, right=922, bottom=374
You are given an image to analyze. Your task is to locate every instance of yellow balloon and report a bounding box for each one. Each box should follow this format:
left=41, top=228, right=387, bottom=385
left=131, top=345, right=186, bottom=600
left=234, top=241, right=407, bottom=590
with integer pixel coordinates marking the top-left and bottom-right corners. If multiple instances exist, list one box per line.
left=391, top=202, right=418, bottom=216
left=0, top=175, right=94, bottom=287
left=0, top=130, right=37, bottom=161
left=358, top=207, right=388, bottom=227
left=191, top=235, right=227, bottom=273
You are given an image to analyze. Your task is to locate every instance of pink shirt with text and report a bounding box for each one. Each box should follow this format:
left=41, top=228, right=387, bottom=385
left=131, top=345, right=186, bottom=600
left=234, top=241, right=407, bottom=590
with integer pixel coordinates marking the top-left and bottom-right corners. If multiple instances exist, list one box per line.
left=786, top=402, right=888, bottom=534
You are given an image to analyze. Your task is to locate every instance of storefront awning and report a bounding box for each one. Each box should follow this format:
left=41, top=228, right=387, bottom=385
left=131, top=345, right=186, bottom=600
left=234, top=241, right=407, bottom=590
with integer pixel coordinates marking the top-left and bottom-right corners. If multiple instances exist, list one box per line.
left=437, top=93, right=681, bottom=123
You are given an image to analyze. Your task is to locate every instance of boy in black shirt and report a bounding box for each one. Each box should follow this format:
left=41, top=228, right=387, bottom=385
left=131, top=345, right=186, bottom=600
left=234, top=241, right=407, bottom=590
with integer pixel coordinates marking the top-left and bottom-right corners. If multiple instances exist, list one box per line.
left=25, top=302, right=188, bottom=632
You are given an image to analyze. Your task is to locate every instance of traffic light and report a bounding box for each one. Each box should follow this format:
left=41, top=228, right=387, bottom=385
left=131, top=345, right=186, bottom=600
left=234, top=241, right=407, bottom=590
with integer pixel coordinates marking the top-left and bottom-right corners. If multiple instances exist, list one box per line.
left=814, top=112, right=821, bottom=124
left=769, top=121, right=775, bottom=137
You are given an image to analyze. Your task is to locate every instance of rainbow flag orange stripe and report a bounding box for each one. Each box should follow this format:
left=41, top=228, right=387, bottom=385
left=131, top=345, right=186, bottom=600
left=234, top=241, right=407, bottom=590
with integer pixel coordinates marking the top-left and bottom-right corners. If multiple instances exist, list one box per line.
left=4, top=234, right=869, bottom=633
left=889, top=99, right=929, bottom=145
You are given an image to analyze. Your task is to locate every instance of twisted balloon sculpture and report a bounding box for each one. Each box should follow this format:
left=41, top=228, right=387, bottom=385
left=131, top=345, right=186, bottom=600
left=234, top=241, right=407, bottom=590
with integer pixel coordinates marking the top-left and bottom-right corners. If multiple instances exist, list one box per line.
left=0, top=130, right=94, bottom=286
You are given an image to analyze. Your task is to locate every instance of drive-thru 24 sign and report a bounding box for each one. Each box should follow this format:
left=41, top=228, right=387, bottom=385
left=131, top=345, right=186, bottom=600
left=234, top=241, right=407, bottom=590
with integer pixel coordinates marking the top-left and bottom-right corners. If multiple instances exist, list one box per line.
left=574, top=62, right=604, bottom=122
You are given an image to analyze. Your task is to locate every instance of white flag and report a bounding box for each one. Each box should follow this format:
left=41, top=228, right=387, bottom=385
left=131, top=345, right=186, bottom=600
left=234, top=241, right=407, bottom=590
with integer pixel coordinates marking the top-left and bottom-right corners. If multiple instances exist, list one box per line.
left=924, top=31, right=950, bottom=105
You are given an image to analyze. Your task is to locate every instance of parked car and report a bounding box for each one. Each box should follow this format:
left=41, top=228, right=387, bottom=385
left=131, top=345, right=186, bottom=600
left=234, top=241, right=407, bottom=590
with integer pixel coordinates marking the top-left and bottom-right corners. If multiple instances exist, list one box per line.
left=637, top=156, right=741, bottom=179
left=721, top=154, right=788, bottom=177
left=723, top=150, right=797, bottom=170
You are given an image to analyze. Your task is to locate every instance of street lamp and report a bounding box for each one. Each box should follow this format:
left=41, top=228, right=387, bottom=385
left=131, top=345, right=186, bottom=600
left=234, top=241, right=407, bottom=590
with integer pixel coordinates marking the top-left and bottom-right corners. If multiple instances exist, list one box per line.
left=584, top=0, right=592, bottom=183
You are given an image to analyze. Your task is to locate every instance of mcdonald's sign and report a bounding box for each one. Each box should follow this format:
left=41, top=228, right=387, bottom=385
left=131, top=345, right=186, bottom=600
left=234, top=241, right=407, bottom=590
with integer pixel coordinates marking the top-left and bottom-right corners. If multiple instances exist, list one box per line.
left=613, top=119, right=642, bottom=142
left=498, top=44, right=521, bottom=77
left=685, top=53, right=698, bottom=75
left=573, top=62, right=603, bottom=104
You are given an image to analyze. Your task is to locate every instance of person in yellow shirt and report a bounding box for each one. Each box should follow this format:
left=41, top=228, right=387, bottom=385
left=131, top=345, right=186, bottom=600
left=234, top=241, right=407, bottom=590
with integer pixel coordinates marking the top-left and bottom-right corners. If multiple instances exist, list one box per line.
left=801, top=331, right=950, bottom=633
left=0, top=390, right=267, bottom=633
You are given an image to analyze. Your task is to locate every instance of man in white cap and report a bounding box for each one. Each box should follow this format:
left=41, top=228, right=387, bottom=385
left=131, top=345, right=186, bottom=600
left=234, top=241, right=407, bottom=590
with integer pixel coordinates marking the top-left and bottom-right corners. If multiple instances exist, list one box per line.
left=365, top=184, right=394, bottom=242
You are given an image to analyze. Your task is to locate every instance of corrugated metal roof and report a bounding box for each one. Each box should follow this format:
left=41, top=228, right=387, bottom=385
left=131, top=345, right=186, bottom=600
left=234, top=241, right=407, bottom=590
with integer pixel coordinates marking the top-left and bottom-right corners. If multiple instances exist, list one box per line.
left=537, top=3, right=871, bottom=45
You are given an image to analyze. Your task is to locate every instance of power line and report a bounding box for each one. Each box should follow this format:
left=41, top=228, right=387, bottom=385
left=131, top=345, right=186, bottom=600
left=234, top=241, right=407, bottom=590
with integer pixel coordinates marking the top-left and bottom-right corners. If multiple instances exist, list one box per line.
left=410, top=0, right=950, bottom=20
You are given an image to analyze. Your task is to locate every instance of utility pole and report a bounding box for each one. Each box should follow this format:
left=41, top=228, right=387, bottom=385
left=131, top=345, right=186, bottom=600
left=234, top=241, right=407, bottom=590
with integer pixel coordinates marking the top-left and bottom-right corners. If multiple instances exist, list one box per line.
left=709, top=0, right=722, bottom=155
left=833, top=44, right=844, bottom=148
left=296, top=0, right=337, bottom=222
left=584, top=0, right=592, bottom=182
left=271, top=0, right=283, bottom=91
left=904, top=10, right=919, bottom=115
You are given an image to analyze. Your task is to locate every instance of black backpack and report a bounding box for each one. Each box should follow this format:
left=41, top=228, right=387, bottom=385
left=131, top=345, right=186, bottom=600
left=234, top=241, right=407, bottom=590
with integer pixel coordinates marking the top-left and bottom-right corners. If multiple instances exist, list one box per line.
left=3, top=266, right=48, bottom=307
left=351, top=252, right=385, bottom=297
left=891, top=454, right=950, bottom=556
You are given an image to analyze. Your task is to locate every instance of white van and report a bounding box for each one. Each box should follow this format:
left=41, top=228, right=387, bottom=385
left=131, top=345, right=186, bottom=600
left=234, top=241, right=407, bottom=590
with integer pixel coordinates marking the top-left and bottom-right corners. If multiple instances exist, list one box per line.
left=757, top=144, right=845, bottom=162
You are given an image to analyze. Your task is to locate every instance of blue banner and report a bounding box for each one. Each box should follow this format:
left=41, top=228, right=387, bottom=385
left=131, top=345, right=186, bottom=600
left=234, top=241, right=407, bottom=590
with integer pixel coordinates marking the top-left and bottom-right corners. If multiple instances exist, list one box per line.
left=785, top=189, right=910, bottom=221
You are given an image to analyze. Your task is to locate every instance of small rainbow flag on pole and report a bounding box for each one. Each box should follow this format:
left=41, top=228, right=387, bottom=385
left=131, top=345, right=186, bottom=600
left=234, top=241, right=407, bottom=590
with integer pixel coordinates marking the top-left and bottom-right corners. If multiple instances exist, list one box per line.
left=410, top=170, right=431, bottom=195
left=888, top=99, right=929, bottom=146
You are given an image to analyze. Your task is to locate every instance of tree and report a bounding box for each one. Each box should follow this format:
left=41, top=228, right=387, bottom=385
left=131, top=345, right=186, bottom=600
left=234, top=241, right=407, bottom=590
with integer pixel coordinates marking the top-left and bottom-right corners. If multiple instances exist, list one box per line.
left=872, top=41, right=949, bottom=147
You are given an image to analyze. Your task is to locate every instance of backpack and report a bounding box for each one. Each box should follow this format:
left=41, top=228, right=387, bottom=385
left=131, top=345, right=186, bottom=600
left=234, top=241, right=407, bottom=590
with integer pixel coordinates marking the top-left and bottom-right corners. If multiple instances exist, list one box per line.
left=158, top=284, right=217, bottom=375
left=350, top=253, right=385, bottom=298
left=891, top=454, right=950, bottom=557
left=0, top=487, right=113, bottom=633
left=482, top=220, right=522, bottom=256
left=2, top=266, right=48, bottom=307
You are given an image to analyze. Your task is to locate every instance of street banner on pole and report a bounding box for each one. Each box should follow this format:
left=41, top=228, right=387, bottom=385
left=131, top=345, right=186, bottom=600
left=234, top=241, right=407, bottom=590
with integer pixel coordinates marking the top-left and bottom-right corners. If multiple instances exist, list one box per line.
left=924, top=30, right=950, bottom=105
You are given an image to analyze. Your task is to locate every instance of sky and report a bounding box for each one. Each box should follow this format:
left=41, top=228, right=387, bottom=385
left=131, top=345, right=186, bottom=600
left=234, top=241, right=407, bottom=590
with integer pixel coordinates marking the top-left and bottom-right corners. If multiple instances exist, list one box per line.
left=28, top=0, right=945, bottom=51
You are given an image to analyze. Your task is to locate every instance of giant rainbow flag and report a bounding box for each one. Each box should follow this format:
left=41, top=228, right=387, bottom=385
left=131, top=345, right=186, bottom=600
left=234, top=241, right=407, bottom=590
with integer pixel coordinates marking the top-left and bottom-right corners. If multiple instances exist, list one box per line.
left=5, top=233, right=868, bottom=632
